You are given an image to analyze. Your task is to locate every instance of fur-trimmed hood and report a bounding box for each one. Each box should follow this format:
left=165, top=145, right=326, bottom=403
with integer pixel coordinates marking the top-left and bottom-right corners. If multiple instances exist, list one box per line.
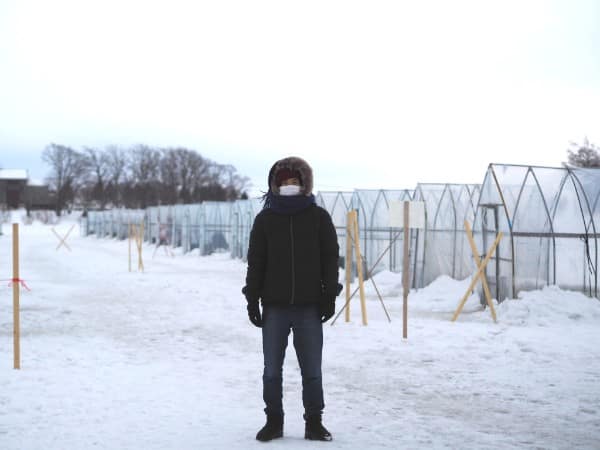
left=268, top=156, right=314, bottom=196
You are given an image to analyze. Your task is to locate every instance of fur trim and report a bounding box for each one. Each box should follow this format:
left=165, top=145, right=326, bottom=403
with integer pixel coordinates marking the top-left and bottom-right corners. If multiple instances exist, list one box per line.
left=269, top=156, right=314, bottom=195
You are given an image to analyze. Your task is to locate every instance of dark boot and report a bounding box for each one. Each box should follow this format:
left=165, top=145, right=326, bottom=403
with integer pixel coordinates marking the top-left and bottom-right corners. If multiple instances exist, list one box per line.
left=304, top=414, right=332, bottom=441
left=256, top=413, right=283, bottom=442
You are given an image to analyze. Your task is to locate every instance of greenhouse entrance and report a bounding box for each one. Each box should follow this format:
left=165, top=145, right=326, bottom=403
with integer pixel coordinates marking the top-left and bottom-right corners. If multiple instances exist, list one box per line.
left=479, top=203, right=504, bottom=303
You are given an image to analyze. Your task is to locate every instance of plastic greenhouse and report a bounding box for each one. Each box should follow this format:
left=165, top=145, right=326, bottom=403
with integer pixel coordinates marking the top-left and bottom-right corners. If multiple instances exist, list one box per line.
left=144, top=205, right=173, bottom=245
left=86, top=209, right=144, bottom=240
left=183, top=204, right=202, bottom=253
left=194, top=202, right=233, bottom=256
left=411, top=183, right=481, bottom=289
left=82, top=162, right=600, bottom=302
left=349, top=189, right=413, bottom=275
left=473, top=164, right=600, bottom=301
left=315, top=191, right=353, bottom=230
left=230, top=198, right=263, bottom=260
left=315, top=191, right=353, bottom=268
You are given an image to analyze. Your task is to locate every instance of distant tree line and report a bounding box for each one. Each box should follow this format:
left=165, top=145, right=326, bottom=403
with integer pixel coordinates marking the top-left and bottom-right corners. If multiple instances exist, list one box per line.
left=42, top=143, right=250, bottom=215
left=566, top=138, right=600, bottom=168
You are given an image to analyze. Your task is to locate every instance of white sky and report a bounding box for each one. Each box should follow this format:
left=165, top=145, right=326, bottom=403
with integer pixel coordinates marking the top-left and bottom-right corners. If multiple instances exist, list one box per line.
left=0, top=0, right=599, bottom=195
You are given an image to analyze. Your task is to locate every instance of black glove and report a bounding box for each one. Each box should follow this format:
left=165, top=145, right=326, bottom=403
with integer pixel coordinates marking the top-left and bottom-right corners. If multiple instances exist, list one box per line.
left=319, top=283, right=343, bottom=323
left=320, top=298, right=335, bottom=323
left=247, top=300, right=262, bottom=328
left=242, top=286, right=262, bottom=328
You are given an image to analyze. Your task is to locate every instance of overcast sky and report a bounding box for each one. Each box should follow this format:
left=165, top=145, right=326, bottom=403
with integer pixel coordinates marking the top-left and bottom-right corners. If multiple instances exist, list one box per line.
left=0, top=0, right=598, bottom=195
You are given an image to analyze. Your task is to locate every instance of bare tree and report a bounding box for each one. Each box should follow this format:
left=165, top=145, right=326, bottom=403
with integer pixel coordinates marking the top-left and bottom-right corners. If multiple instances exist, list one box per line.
left=82, top=146, right=111, bottom=209
left=42, top=142, right=251, bottom=209
left=176, top=148, right=210, bottom=203
left=159, top=148, right=179, bottom=204
left=567, top=138, right=600, bottom=168
left=105, top=146, right=128, bottom=207
left=128, top=144, right=161, bottom=208
left=218, top=163, right=252, bottom=199
left=216, top=164, right=251, bottom=200
left=42, top=143, right=88, bottom=215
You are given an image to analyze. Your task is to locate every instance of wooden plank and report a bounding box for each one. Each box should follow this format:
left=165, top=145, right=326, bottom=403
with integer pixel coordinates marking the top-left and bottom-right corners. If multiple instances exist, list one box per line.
left=128, top=223, right=132, bottom=272
left=345, top=211, right=353, bottom=322
left=138, top=222, right=145, bottom=272
left=353, top=212, right=368, bottom=325
left=464, top=221, right=497, bottom=322
left=452, top=231, right=503, bottom=322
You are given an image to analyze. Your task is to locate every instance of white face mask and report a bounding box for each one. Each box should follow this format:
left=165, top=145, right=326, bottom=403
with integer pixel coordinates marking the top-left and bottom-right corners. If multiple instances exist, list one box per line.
left=279, top=185, right=302, bottom=196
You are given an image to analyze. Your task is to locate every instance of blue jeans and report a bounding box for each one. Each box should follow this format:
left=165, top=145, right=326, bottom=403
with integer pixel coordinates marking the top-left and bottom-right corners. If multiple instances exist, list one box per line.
left=262, top=303, right=324, bottom=417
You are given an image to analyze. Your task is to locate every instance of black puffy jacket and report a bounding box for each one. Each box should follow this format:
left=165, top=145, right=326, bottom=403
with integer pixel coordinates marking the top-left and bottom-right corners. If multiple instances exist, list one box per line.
left=243, top=204, right=339, bottom=306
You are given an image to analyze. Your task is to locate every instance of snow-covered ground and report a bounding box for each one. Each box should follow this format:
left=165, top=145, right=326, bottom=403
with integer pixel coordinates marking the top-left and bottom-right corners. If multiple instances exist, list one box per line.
left=1, top=217, right=600, bottom=449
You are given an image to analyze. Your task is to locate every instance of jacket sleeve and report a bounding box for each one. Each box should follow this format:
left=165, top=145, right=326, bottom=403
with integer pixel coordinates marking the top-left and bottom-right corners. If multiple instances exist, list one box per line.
left=243, top=213, right=267, bottom=303
left=319, top=208, right=340, bottom=299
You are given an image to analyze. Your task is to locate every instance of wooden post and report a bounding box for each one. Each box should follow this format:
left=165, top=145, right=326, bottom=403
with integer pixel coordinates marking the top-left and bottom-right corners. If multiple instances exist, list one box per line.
left=137, top=222, right=145, bottom=272
left=12, top=224, right=20, bottom=370
left=128, top=223, right=145, bottom=272
left=352, top=211, right=368, bottom=325
left=332, top=210, right=370, bottom=326
left=402, top=201, right=410, bottom=339
left=464, top=221, right=497, bottom=322
left=345, top=211, right=353, bottom=322
left=128, top=223, right=132, bottom=272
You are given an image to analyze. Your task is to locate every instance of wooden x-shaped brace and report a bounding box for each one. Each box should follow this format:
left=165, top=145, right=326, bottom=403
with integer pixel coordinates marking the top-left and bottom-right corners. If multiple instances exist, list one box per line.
left=331, top=210, right=393, bottom=326
left=129, top=223, right=145, bottom=272
left=452, top=221, right=503, bottom=323
left=51, top=224, right=75, bottom=252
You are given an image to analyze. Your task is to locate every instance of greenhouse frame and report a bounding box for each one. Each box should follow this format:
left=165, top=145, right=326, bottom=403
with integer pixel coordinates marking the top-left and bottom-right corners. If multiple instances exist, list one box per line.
left=411, top=183, right=481, bottom=289
left=82, top=163, right=600, bottom=301
left=473, top=164, right=599, bottom=301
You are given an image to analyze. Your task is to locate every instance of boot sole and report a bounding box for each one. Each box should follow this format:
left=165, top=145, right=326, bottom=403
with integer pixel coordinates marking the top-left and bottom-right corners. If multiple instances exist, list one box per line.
left=305, top=433, right=332, bottom=441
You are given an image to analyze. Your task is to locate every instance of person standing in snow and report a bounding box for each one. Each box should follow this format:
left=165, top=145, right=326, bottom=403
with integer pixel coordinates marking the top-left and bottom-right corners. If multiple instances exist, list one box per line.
left=242, top=156, right=341, bottom=442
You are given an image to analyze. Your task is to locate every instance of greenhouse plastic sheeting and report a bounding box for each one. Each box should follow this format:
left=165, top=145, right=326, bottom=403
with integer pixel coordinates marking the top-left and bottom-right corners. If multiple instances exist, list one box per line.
left=230, top=198, right=263, bottom=260
left=87, top=209, right=145, bottom=240
left=474, top=164, right=599, bottom=301
left=316, top=191, right=353, bottom=271
left=412, top=184, right=481, bottom=289
left=349, top=189, right=413, bottom=275
left=194, top=202, right=234, bottom=256
left=82, top=165, right=600, bottom=303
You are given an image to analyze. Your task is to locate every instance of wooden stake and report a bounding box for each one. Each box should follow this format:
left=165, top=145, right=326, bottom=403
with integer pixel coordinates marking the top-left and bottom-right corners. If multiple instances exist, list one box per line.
left=402, top=201, right=410, bottom=339
left=12, top=224, right=20, bottom=370
left=51, top=224, right=74, bottom=251
left=128, top=223, right=144, bottom=272
left=333, top=209, right=395, bottom=326
left=137, top=222, right=144, bottom=272
left=452, top=231, right=503, bottom=322
left=61, top=224, right=75, bottom=250
left=464, top=221, right=497, bottom=322
left=128, top=223, right=132, bottom=272
left=352, top=211, right=368, bottom=325
left=345, top=211, right=353, bottom=322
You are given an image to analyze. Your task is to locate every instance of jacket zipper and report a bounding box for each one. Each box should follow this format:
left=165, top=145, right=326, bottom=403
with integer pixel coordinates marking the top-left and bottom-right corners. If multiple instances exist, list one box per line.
left=290, top=216, right=295, bottom=305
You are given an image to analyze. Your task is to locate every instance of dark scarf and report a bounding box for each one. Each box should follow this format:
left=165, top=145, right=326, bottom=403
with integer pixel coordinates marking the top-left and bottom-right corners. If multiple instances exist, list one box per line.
left=262, top=191, right=316, bottom=215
